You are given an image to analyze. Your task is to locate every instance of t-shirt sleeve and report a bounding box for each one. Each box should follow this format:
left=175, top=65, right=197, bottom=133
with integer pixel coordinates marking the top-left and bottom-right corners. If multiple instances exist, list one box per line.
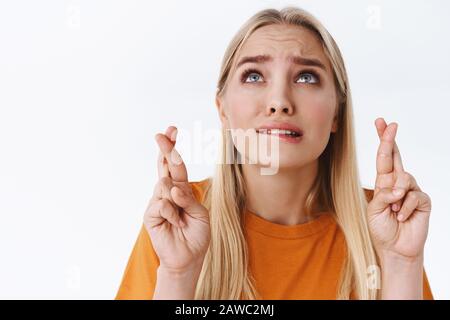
left=423, top=269, right=433, bottom=299
left=115, top=224, right=160, bottom=300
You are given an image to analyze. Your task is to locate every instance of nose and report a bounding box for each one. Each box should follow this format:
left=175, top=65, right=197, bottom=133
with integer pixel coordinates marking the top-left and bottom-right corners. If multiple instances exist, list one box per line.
left=265, top=83, right=295, bottom=116
left=267, top=104, right=292, bottom=115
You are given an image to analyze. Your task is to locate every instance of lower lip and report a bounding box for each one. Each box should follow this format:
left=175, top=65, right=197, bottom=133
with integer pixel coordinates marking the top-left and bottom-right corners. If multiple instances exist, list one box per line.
left=257, top=132, right=303, bottom=144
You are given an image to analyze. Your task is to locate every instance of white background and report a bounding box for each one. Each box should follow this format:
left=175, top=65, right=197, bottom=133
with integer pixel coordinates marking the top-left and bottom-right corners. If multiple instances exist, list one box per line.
left=0, top=0, right=449, bottom=299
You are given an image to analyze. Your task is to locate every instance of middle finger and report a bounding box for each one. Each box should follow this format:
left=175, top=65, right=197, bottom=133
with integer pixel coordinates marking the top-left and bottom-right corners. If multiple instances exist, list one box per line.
left=375, top=118, right=404, bottom=173
left=157, top=126, right=178, bottom=178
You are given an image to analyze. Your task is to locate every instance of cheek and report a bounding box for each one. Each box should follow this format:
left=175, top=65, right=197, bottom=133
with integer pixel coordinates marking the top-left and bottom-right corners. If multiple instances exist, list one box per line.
left=301, top=91, right=336, bottom=129
left=225, top=89, right=261, bottom=129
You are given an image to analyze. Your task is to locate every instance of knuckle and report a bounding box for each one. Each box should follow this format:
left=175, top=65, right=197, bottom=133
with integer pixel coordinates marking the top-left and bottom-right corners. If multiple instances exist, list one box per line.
left=144, top=201, right=159, bottom=218
left=154, top=177, right=174, bottom=199
left=422, top=191, right=431, bottom=203
left=149, top=199, right=166, bottom=214
left=153, top=199, right=165, bottom=212
left=408, top=191, right=419, bottom=202
left=183, top=186, right=195, bottom=198
left=159, top=198, right=172, bottom=210
left=159, top=199, right=177, bottom=218
left=404, top=171, right=414, bottom=182
left=159, top=176, right=172, bottom=187
left=176, top=182, right=193, bottom=196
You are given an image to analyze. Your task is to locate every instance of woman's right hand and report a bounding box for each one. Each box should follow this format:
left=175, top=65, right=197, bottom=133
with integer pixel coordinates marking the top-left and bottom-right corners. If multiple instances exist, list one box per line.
left=144, top=126, right=211, bottom=275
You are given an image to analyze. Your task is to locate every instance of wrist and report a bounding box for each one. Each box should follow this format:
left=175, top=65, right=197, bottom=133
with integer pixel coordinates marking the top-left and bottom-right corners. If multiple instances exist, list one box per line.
left=157, top=263, right=203, bottom=280
left=378, top=250, right=424, bottom=268
left=153, top=261, right=204, bottom=300
left=158, top=255, right=205, bottom=277
left=378, top=251, right=424, bottom=300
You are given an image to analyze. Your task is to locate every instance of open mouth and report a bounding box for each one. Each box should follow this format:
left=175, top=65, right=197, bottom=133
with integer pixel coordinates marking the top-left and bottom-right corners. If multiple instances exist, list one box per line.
left=256, top=128, right=303, bottom=138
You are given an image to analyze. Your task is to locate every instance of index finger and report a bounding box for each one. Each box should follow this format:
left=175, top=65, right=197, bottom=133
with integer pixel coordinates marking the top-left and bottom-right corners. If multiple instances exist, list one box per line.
left=157, top=126, right=178, bottom=179
left=375, top=118, right=404, bottom=173
left=375, top=121, right=397, bottom=175
left=157, top=151, right=169, bottom=178
left=155, top=133, right=188, bottom=182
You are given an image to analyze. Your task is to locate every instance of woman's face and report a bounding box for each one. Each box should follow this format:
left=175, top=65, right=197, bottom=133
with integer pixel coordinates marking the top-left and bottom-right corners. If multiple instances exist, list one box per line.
left=216, top=24, right=339, bottom=170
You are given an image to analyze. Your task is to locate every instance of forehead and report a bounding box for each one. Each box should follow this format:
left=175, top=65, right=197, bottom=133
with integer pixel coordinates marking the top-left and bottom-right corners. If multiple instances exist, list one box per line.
left=236, top=24, right=329, bottom=67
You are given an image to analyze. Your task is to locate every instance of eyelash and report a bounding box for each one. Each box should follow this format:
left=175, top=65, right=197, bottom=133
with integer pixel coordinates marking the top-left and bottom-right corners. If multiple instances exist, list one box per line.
left=240, top=68, right=320, bottom=85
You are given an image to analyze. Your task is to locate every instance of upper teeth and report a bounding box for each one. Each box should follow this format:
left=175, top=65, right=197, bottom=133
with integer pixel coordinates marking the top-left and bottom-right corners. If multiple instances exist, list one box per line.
left=258, top=129, right=299, bottom=136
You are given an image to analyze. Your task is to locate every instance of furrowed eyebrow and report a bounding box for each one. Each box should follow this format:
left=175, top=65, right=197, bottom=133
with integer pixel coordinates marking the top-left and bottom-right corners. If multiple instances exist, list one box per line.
left=236, top=54, right=327, bottom=71
left=288, top=56, right=326, bottom=70
left=236, top=54, right=272, bottom=68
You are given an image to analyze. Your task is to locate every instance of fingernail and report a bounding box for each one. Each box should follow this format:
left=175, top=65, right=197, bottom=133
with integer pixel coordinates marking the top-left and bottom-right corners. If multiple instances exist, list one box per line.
left=170, top=149, right=183, bottom=165
left=393, top=189, right=403, bottom=196
left=170, top=129, right=178, bottom=142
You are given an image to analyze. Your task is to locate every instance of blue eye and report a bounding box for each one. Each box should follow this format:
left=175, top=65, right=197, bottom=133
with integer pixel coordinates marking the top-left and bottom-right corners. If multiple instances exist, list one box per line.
left=297, top=72, right=318, bottom=84
left=241, top=69, right=263, bottom=83
left=240, top=68, right=320, bottom=85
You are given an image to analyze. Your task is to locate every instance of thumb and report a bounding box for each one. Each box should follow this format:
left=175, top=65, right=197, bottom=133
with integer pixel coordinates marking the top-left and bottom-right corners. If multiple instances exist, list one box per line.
left=170, top=186, right=209, bottom=220
left=368, top=187, right=405, bottom=214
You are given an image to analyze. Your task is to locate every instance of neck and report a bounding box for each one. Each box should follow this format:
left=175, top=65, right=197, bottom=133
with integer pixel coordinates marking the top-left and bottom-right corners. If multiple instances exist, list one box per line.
left=241, top=160, right=323, bottom=226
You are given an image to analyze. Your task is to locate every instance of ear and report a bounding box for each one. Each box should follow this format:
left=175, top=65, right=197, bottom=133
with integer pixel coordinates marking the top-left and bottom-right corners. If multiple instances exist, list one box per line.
left=331, top=114, right=338, bottom=133
left=331, top=104, right=339, bottom=133
left=215, top=95, right=228, bottom=126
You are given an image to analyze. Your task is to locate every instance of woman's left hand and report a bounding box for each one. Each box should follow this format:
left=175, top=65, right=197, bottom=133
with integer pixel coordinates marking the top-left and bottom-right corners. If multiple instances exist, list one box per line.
left=367, top=118, right=432, bottom=261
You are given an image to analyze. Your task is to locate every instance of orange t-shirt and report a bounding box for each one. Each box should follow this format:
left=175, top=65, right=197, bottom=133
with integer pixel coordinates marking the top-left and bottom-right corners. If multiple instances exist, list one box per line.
left=116, top=179, right=433, bottom=300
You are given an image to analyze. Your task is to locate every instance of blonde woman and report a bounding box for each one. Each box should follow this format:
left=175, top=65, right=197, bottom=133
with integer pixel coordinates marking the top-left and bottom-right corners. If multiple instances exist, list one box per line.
left=116, top=7, right=433, bottom=300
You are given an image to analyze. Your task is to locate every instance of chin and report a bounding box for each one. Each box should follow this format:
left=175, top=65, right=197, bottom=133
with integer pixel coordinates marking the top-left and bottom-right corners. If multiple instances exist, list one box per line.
left=256, top=153, right=310, bottom=172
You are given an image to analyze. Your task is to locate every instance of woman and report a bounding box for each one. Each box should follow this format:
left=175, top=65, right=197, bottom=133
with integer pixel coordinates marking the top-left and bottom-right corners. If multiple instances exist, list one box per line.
left=116, top=7, right=433, bottom=300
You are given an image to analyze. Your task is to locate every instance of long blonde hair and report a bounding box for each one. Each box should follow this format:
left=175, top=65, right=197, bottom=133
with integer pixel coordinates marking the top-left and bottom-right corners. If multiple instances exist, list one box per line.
left=194, top=6, right=379, bottom=300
